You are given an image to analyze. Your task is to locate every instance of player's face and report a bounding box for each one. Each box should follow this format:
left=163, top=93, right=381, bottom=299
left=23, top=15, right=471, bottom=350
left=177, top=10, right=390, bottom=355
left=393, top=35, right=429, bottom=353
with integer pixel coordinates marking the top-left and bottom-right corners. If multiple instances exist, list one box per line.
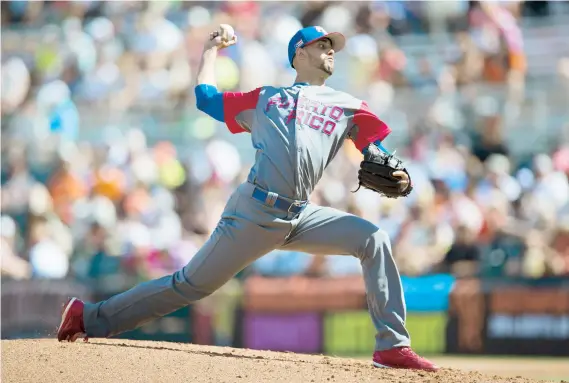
left=305, top=38, right=335, bottom=76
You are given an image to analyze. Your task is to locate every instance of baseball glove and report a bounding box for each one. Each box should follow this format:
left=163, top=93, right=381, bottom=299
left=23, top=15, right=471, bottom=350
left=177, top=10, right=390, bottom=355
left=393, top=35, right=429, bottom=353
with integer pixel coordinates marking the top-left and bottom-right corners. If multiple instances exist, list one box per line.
left=354, top=143, right=413, bottom=198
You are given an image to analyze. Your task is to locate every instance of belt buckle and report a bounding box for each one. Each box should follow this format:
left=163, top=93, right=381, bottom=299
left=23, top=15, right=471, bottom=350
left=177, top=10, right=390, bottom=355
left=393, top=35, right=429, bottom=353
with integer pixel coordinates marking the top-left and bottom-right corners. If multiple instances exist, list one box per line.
left=287, top=200, right=305, bottom=215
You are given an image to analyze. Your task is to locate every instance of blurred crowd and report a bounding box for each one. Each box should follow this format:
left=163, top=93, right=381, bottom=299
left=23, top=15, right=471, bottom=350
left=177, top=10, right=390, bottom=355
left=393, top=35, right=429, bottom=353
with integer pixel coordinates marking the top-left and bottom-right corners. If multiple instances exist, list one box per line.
left=1, top=1, right=569, bottom=291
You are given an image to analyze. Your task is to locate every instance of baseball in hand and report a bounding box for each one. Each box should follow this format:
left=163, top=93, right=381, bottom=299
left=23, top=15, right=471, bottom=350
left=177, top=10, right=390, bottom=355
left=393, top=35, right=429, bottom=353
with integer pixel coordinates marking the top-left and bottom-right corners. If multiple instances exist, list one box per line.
left=219, top=24, right=235, bottom=42
left=206, top=24, right=237, bottom=50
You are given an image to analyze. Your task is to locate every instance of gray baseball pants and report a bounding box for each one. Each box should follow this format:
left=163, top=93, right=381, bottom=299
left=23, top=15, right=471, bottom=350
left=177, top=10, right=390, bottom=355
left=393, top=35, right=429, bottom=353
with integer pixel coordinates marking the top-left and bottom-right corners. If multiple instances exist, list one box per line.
left=83, top=181, right=410, bottom=351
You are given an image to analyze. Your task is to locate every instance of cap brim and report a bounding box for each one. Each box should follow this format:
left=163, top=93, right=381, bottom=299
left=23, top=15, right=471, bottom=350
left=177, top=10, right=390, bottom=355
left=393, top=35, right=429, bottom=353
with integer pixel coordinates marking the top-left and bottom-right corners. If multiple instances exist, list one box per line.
left=304, top=32, right=346, bottom=53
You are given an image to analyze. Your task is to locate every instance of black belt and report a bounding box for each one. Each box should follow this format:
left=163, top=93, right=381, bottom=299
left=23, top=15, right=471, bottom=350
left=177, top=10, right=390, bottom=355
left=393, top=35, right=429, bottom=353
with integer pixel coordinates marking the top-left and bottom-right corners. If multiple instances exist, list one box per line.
left=251, top=186, right=307, bottom=215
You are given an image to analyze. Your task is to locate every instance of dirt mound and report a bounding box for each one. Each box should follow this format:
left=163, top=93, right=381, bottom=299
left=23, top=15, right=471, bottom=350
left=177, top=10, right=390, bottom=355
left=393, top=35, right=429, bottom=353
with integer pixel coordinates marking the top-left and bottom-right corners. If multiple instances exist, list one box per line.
left=1, top=339, right=547, bottom=383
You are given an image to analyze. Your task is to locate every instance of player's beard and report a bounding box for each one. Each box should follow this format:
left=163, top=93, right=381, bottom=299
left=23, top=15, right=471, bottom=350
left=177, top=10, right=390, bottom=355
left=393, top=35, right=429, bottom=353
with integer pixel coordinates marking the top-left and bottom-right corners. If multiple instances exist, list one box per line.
left=309, top=54, right=334, bottom=76
left=319, top=60, right=334, bottom=76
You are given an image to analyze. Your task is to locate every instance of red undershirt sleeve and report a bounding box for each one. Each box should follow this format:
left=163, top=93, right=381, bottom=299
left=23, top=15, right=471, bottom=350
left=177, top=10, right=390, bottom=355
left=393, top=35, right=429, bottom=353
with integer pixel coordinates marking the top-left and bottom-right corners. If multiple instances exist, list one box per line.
left=351, top=101, right=392, bottom=151
left=222, top=87, right=262, bottom=134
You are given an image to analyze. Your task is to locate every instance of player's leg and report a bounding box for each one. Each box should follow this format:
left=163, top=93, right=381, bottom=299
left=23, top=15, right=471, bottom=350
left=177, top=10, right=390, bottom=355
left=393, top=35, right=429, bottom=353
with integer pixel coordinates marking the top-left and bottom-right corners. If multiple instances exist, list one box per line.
left=280, top=204, right=409, bottom=350
left=280, top=204, right=438, bottom=371
left=58, top=188, right=287, bottom=341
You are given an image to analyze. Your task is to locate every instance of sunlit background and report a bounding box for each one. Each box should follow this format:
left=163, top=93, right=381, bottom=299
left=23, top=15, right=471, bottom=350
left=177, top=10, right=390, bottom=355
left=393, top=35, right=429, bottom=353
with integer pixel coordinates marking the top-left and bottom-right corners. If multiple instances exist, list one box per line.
left=1, top=1, right=569, bottom=380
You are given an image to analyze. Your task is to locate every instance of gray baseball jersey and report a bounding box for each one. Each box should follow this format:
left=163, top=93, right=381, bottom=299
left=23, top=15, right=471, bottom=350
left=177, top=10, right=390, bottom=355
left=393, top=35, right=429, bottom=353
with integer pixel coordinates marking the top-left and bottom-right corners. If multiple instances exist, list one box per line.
left=82, top=82, right=411, bottom=352
left=225, top=83, right=391, bottom=201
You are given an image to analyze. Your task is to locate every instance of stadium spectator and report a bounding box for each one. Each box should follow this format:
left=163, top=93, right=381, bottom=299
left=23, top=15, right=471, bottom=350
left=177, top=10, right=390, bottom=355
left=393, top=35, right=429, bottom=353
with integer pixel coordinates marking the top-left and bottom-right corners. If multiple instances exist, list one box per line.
left=0, top=1, right=567, bottom=285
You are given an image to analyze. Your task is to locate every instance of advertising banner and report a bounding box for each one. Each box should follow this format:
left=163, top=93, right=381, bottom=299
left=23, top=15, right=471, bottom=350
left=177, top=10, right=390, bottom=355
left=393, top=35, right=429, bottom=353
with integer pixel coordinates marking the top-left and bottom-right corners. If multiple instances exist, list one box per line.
left=243, top=312, right=322, bottom=353
left=484, top=286, right=569, bottom=356
left=3, top=275, right=569, bottom=356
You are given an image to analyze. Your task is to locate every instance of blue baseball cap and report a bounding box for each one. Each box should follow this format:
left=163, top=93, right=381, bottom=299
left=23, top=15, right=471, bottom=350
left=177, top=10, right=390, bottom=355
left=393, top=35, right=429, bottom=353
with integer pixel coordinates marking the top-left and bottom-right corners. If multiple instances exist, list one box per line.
left=288, top=26, right=346, bottom=68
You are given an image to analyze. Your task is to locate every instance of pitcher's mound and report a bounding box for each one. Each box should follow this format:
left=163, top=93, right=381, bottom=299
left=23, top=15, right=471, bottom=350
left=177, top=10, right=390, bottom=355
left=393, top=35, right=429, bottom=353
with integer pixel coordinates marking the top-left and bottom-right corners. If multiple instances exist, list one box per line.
left=1, top=339, right=544, bottom=383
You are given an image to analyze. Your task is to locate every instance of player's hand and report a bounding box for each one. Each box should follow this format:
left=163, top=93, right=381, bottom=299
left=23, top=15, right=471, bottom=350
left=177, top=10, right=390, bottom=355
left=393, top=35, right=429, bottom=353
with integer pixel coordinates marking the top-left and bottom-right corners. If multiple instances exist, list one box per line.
left=392, top=170, right=410, bottom=191
left=204, top=30, right=238, bottom=51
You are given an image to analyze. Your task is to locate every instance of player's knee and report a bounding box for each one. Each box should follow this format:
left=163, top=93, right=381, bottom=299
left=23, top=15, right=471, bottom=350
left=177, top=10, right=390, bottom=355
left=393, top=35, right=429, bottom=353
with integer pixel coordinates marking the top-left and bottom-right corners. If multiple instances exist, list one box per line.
left=357, top=229, right=391, bottom=261
left=172, top=269, right=216, bottom=302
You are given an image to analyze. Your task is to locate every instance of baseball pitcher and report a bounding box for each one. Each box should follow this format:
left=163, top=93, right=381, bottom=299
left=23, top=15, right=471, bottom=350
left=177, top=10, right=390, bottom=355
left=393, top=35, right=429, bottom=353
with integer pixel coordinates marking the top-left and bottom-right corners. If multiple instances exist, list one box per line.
left=57, top=25, right=438, bottom=372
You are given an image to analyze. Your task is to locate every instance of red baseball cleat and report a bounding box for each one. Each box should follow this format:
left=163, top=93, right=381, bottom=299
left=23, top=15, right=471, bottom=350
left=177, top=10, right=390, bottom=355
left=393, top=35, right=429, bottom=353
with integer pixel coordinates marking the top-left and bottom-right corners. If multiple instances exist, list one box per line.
left=57, top=298, right=88, bottom=342
left=373, top=347, right=439, bottom=371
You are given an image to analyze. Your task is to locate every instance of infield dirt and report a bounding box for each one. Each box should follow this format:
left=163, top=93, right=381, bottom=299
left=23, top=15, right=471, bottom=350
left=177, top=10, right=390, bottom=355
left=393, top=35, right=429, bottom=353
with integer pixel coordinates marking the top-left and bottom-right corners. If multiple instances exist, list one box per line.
left=1, top=339, right=562, bottom=383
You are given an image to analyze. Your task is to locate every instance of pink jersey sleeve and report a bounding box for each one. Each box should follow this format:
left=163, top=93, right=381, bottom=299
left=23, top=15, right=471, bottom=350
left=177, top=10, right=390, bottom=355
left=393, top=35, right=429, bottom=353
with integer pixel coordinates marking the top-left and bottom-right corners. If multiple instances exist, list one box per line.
left=222, top=88, right=262, bottom=134
left=351, top=101, right=392, bottom=151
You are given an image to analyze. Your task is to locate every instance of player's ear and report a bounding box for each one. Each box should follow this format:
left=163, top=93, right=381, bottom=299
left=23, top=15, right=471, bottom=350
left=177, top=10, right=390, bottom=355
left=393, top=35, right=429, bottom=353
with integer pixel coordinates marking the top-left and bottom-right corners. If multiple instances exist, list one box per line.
left=295, top=47, right=307, bottom=63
